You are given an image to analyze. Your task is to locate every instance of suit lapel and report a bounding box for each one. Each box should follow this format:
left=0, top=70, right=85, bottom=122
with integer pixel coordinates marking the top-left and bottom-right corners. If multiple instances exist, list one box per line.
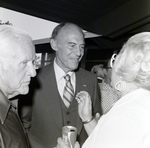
left=42, top=64, right=63, bottom=133
left=75, top=69, right=89, bottom=93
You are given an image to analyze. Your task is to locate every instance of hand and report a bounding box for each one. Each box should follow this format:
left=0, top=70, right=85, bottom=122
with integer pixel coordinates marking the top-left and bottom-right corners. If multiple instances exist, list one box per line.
left=55, top=137, right=69, bottom=148
left=95, top=112, right=101, bottom=122
left=75, top=91, right=92, bottom=122
left=55, top=137, right=80, bottom=148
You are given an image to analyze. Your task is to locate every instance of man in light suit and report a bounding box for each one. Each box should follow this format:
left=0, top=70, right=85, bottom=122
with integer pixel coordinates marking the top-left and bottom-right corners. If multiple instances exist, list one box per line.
left=20, top=22, right=101, bottom=148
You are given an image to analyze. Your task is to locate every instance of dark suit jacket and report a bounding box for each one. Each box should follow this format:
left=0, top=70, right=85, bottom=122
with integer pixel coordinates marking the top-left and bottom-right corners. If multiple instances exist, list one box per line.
left=20, top=63, right=101, bottom=148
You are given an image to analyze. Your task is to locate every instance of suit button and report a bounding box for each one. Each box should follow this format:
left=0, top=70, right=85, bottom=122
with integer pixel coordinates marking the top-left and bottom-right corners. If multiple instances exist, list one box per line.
left=67, top=121, right=70, bottom=124
left=67, top=112, right=70, bottom=115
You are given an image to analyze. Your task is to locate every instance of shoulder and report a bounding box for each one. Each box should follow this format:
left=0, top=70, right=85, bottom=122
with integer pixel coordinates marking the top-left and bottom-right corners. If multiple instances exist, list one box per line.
left=78, top=68, right=97, bottom=77
left=30, top=63, right=54, bottom=86
left=78, top=68, right=96, bottom=76
left=37, top=62, right=54, bottom=77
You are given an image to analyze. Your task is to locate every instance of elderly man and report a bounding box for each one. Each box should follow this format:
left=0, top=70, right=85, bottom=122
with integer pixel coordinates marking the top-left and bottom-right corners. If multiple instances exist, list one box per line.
left=0, top=25, right=36, bottom=148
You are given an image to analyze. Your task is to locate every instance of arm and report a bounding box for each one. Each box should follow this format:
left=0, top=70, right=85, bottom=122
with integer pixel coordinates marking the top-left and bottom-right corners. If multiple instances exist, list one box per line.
left=18, top=96, right=32, bottom=132
left=82, top=114, right=99, bottom=136
left=75, top=91, right=100, bottom=136
left=18, top=76, right=38, bottom=132
left=27, top=132, right=45, bottom=148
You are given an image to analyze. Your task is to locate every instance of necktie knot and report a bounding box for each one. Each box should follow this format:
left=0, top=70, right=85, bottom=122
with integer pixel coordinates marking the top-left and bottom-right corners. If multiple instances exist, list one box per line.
left=64, top=74, right=70, bottom=82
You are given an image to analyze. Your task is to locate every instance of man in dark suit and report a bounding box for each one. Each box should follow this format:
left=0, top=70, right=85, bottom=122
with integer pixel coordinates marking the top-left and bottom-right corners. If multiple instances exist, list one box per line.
left=20, top=22, right=101, bottom=148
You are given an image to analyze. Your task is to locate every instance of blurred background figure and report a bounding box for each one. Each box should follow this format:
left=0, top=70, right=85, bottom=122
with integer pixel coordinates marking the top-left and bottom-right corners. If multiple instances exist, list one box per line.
left=91, top=64, right=104, bottom=83
left=91, top=54, right=119, bottom=114
left=100, top=55, right=119, bottom=114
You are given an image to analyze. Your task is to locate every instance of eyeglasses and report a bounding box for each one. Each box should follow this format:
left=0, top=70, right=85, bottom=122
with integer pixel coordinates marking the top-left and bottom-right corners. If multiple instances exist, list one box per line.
left=110, top=53, right=117, bottom=68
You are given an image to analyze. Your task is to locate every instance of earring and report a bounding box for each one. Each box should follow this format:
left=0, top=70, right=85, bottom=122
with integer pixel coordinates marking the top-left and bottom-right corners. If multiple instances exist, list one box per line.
left=115, top=80, right=126, bottom=92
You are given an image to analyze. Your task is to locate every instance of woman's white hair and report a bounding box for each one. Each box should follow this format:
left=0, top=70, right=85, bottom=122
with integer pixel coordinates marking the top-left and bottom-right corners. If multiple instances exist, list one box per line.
left=114, top=32, right=150, bottom=90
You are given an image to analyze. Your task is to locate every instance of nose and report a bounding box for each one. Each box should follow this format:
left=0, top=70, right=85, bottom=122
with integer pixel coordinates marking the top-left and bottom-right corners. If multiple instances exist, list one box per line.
left=31, top=67, right=37, bottom=77
left=74, top=46, right=82, bottom=56
left=29, top=64, right=37, bottom=77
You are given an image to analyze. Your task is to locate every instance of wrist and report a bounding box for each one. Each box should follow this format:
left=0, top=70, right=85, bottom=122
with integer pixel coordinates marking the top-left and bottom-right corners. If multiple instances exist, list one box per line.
left=82, top=115, right=94, bottom=124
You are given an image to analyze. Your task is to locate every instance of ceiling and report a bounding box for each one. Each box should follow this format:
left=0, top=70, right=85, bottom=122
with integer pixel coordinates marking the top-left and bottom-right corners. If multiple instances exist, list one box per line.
left=1, top=0, right=150, bottom=61
left=1, top=0, right=130, bottom=31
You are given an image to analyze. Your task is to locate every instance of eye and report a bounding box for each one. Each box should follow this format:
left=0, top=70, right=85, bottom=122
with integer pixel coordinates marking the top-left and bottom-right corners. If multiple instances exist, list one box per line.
left=68, top=42, right=76, bottom=48
left=23, top=61, right=27, bottom=64
left=20, top=61, right=27, bottom=68
left=80, top=45, right=85, bottom=50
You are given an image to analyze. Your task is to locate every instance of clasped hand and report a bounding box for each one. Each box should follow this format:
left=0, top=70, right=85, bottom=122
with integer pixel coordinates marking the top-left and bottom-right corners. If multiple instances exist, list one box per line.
left=55, top=137, right=80, bottom=148
left=75, top=91, right=92, bottom=122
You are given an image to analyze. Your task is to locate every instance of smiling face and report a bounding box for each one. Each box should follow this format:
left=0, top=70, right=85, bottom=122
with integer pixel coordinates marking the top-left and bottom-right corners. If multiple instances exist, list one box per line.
left=51, top=24, right=85, bottom=73
left=0, top=43, right=37, bottom=98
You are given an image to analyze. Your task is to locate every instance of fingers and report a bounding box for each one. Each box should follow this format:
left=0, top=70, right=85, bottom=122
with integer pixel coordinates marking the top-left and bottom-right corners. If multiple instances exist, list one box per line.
left=75, top=91, right=92, bottom=113
left=75, top=91, right=91, bottom=104
left=76, top=91, right=86, bottom=103
left=75, top=94, right=83, bottom=104
left=75, top=91, right=92, bottom=122
left=57, top=137, right=62, bottom=143
left=95, top=112, right=101, bottom=121
left=56, top=137, right=62, bottom=148
left=74, top=141, right=80, bottom=148
left=56, top=137, right=79, bottom=148
left=56, top=137, right=69, bottom=148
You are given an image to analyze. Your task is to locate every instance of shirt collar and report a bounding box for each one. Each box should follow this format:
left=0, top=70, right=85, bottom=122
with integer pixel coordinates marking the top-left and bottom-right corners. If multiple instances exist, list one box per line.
left=0, top=92, right=11, bottom=124
left=54, top=58, right=74, bottom=82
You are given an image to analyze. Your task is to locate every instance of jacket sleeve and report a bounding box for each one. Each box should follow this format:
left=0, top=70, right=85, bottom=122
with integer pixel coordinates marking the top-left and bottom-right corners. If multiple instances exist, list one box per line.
left=27, top=132, right=45, bottom=148
left=18, top=76, right=38, bottom=132
left=18, top=96, right=32, bottom=132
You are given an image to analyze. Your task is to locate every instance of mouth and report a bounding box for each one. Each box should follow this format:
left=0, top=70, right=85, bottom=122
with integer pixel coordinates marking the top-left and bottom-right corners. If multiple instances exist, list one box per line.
left=24, top=81, right=31, bottom=85
left=72, top=58, right=80, bottom=63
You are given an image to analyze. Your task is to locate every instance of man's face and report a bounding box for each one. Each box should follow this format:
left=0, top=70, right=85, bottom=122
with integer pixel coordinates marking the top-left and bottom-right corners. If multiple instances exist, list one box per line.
left=53, top=25, right=85, bottom=73
left=0, top=44, right=36, bottom=98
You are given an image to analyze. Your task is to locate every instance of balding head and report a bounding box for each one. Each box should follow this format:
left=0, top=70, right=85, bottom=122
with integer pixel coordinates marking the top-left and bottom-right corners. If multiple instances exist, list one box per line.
left=51, top=22, right=84, bottom=40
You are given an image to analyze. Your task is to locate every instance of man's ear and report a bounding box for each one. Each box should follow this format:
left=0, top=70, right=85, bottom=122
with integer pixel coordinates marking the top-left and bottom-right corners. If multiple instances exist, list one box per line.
left=50, top=39, right=58, bottom=51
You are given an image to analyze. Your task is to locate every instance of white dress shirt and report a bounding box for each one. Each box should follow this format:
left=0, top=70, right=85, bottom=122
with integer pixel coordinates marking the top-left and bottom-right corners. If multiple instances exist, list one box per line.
left=54, top=59, right=76, bottom=101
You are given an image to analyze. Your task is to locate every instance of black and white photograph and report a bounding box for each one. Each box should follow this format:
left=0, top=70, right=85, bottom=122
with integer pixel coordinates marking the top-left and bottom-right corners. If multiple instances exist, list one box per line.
left=0, top=0, right=150, bottom=148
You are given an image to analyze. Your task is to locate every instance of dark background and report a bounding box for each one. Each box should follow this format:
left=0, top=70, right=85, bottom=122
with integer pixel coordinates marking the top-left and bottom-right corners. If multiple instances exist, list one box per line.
left=1, top=0, right=150, bottom=70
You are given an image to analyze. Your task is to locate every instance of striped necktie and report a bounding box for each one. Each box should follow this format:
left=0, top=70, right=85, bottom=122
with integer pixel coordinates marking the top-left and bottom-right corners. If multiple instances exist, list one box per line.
left=63, top=74, right=74, bottom=108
